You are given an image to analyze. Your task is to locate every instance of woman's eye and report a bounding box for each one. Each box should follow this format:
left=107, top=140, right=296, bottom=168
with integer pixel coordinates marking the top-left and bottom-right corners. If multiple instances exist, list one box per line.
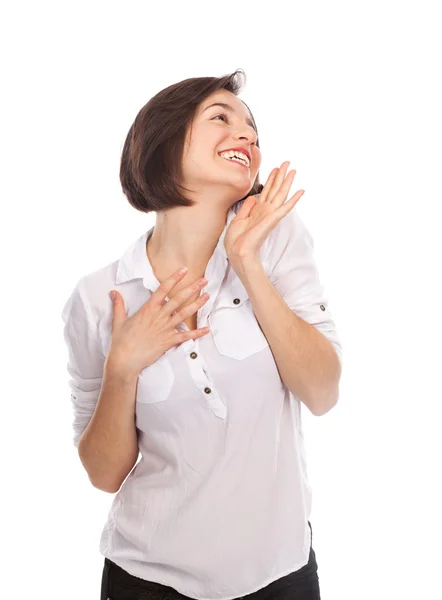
left=213, top=113, right=228, bottom=122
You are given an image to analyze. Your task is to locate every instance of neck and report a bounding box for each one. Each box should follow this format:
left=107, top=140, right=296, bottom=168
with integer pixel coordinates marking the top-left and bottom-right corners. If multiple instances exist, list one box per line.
left=146, top=206, right=230, bottom=275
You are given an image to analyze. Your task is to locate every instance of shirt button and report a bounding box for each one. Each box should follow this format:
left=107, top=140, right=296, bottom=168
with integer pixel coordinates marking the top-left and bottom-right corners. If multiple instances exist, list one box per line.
left=204, top=387, right=212, bottom=394
left=233, top=298, right=240, bottom=304
left=320, top=304, right=326, bottom=311
left=190, top=351, right=198, bottom=359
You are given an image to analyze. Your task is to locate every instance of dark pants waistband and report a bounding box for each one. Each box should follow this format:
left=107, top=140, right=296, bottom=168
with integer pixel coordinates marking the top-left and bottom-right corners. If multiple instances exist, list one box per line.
left=101, top=521, right=320, bottom=600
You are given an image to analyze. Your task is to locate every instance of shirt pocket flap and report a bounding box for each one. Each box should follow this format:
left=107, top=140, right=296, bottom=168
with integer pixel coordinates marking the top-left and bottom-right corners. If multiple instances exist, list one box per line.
left=209, top=277, right=269, bottom=360
left=213, top=275, right=249, bottom=310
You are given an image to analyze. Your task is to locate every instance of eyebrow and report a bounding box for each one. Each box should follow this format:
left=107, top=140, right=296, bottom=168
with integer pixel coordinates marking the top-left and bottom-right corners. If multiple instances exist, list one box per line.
left=202, top=102, right=256, bottom=130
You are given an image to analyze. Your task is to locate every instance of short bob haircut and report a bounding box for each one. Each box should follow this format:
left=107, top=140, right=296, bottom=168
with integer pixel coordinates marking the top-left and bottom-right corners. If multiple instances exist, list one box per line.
left=120, top=68, right=264, bottom=214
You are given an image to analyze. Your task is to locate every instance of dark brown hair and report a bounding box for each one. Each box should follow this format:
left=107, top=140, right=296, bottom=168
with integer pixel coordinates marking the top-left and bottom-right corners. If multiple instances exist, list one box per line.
left=120, top=68, right=264, bottom=213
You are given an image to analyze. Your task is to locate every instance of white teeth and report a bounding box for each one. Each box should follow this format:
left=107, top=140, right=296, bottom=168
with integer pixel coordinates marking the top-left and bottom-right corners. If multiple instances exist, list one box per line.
left=219, top=150, right=250, bottom=167
left=224, top=156, right=247, bottom=166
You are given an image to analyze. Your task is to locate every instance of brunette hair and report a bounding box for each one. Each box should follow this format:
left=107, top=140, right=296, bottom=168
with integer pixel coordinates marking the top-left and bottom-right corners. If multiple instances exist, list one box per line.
left=119, top=68, right=264, bottom=213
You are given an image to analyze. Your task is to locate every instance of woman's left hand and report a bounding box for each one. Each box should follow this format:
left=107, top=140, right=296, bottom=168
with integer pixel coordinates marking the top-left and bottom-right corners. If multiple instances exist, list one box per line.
left=224, top=161, right=305, bottom=262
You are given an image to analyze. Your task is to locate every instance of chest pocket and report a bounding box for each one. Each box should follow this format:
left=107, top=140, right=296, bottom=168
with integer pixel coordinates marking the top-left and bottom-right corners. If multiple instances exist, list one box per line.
left=99, top=295, right=175, bottom=405
left=208, top=276, right=270, bottom=360
left=136, top=352, right=175, bottom=404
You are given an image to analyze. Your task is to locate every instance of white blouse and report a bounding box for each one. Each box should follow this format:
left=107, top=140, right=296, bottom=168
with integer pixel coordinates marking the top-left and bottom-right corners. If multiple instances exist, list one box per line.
left=61, top=198, right=343, bottom=600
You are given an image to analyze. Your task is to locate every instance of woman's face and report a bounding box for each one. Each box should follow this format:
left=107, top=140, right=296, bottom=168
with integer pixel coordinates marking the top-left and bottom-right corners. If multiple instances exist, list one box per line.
left=181, top=89, right=262, bottom=200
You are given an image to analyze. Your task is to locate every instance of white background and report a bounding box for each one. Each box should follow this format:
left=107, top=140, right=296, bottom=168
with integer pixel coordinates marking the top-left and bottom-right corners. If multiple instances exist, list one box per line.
left=2, top=1, right=441, bottom=598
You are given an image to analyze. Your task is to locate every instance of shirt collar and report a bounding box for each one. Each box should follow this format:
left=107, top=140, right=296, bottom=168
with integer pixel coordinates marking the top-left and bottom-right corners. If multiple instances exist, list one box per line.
left=115, top=203, right=240, bottom=288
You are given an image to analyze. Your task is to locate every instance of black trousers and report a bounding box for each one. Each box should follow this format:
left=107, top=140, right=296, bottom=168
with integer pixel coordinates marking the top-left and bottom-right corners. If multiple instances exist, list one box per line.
left=101, top=521, right=320, bottom=600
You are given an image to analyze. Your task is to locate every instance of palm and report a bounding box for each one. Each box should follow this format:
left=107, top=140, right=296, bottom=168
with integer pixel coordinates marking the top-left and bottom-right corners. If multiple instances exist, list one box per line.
left=223, top=161, right=305, bottom=260
left=224, top=196, right=273, bottom=256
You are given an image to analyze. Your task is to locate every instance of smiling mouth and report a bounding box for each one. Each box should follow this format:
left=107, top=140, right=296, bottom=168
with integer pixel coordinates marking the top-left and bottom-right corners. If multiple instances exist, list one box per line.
left=218, top=155, right=250, bottom=169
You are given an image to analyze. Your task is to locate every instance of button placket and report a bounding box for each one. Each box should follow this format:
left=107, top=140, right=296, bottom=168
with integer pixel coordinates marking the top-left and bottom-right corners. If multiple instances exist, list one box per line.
left=194, top=252, right=228, bottom=327
left=186, top=347, right=226, bottom=419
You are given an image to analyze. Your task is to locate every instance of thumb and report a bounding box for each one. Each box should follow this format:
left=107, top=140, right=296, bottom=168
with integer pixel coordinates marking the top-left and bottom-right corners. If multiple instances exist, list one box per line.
left=236, top=195, right=257, bottom=219
left=109, top=290, right=126, bottom=328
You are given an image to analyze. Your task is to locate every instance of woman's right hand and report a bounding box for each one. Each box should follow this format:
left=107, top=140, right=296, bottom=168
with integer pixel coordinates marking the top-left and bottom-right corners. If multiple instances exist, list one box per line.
left=105, top=268, right=211, bottom=378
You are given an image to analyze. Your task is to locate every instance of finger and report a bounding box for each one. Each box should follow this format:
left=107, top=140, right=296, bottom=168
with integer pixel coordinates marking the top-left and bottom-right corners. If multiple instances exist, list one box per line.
left=149, top=267, right=190, bottom=308
left=271, top=169, right=297, bottom=207
left=109, top=290, right=126, bottom=329
left=277, top=189, right=305, bottom=217
left=174, top=325, right=211, bottom=344
left=170, top=291, right=210, bottom=328
left=256, top=168, right=278, bottom=203
left=161, top=275, right=208, bottom=317
left=268, top=161, right=290, bottom=203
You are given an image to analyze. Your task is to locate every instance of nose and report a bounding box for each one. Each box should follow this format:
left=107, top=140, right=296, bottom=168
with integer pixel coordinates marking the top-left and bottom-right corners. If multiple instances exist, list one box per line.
left=233, top=122, right=257, bottom=145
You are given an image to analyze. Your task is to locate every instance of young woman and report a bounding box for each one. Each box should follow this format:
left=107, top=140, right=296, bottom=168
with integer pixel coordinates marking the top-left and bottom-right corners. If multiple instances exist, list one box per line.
left=62, top=69, right=342, bottom=600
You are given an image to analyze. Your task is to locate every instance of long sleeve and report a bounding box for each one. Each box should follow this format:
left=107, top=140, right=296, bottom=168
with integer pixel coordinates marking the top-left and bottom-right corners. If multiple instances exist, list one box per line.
left=61, top=276, right=105, bottom=448
left=266, top=207, right=343, bottom=367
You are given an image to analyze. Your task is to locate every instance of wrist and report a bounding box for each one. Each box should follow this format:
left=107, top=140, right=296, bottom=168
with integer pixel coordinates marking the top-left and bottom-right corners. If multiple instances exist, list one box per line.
left=104, top=353, right=139, bottom=383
